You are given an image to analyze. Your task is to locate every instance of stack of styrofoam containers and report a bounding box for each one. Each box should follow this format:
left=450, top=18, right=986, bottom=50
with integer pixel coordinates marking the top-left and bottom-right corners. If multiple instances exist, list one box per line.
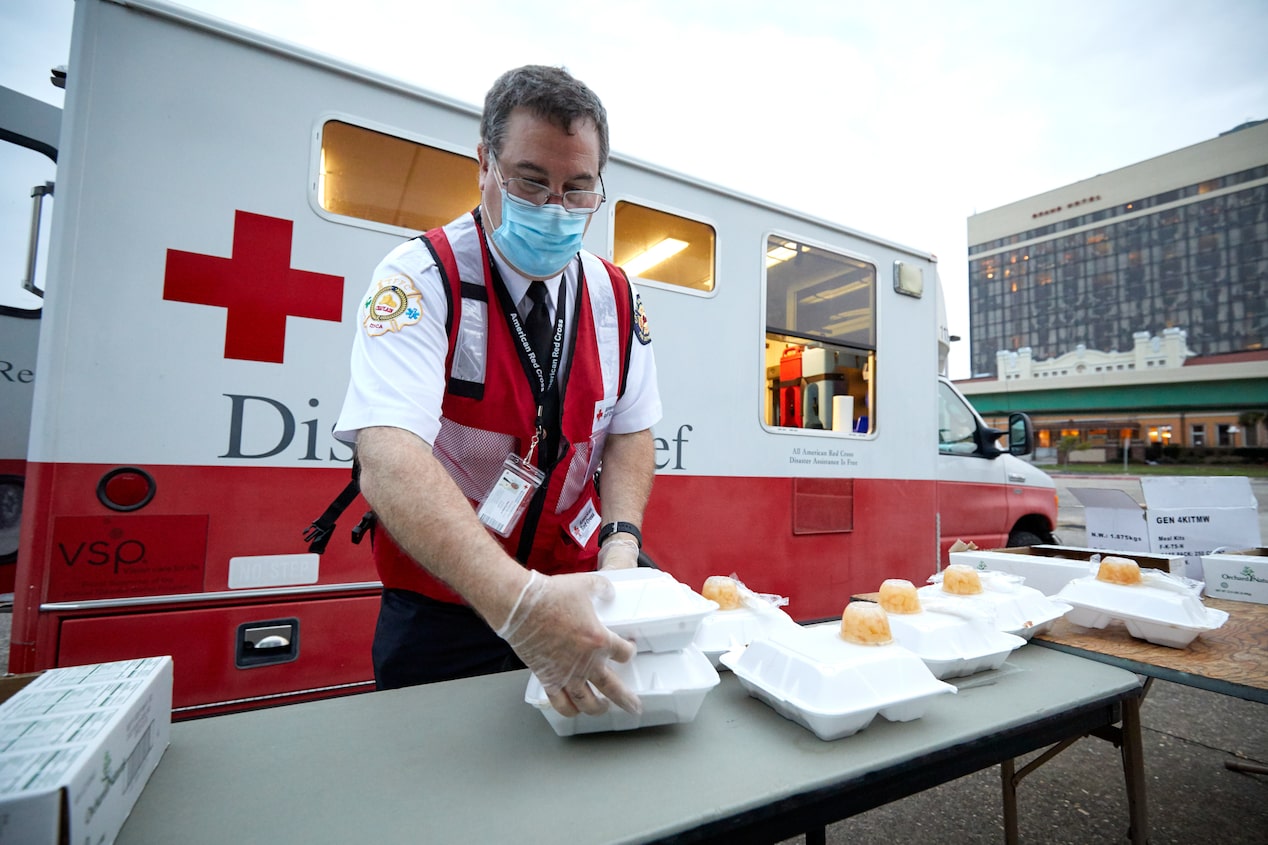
left=523, top=568, right=720, bottom=736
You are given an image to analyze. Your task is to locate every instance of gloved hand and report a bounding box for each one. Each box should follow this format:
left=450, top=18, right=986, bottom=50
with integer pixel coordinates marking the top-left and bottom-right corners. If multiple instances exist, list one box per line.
left=597, top=536, right=640, bottom=570
left=496, top=570, right=641, bottom=717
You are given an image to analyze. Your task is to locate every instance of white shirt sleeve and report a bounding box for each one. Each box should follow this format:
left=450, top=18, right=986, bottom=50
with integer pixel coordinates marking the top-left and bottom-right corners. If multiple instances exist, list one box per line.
left=607, top=285, right=662, bottom=435
left=334, top=239, right=451, bottom=446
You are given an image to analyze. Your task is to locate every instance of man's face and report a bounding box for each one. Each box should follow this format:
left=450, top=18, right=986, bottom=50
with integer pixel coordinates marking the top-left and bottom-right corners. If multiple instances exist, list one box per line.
left=479, top=107, right=601, bottom=274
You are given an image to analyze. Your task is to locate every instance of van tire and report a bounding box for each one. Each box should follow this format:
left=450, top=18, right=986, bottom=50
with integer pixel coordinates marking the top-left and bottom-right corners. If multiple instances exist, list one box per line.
left=1007, top=529, right=1047, bottom=548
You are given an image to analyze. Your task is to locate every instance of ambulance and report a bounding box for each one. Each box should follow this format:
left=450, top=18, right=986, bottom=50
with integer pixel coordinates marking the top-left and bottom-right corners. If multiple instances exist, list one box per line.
left=2, top=0, right=1057, bottom=716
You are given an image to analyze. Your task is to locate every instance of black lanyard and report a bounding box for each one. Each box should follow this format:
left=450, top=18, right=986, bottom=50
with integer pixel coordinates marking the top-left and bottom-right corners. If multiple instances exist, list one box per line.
left=484, top=250, right=580, bottom=469
left=506, top=278, right=566, bottom=401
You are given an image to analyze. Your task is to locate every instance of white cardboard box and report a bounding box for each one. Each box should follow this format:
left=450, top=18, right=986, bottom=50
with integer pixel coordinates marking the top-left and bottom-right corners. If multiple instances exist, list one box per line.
left=0, top=656, right=173, bottom=845
left=949, top=544, right=1183, bottom=596
left=1069, top=476, right=1262, bottom=580
left=1200, top=547, right=1268, bottom=605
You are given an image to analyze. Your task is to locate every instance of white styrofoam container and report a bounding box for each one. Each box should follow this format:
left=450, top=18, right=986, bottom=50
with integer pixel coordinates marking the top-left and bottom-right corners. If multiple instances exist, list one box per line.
left=720, top=625, right=955, bottom=741
left=693, top=602, right=803, bottom=669
left=949, top=545, right=1185, bottom=596
left=918, top=574, right=1071, bottom=639
left=595, top=568, right=718, bottom=653
left=883, top=610, right=1027, bottom=679
left=1055, top=574, right=1230, bottom=648
left=524, top=646, right=720, bottom=736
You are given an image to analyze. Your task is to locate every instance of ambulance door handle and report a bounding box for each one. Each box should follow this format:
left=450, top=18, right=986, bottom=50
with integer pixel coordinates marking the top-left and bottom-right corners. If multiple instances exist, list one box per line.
left=23, top=181, right=53, bottom=297
left=236, top=619, right=300, bottom=668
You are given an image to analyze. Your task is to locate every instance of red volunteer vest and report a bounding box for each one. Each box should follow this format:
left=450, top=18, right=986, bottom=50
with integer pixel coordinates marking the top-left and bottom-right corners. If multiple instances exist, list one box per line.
left=374, top=211, right=635, bottom=603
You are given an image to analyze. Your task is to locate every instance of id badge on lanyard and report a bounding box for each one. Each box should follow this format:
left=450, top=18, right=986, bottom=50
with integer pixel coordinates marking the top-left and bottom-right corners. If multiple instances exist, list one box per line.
left=478, top=450, right=546, bottom=537
left=475, top=270, right=566, bottom=537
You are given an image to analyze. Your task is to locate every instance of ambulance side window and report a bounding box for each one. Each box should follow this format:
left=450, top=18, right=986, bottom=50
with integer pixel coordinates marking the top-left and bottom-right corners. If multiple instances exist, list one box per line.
left=763, top=237, right=876, bottom=433
left=318, top=121, right=481, bottom=231
left=612, top=202, right=716, bottom=292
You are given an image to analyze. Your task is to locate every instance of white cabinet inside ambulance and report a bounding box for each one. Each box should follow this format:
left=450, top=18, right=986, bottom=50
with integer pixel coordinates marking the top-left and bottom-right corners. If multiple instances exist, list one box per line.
left=2, top=0, right=1056, bottom=717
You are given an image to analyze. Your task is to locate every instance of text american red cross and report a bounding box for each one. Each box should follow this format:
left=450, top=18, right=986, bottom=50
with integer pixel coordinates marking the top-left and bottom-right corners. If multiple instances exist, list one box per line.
left=163, top=210, right=344, bottom=363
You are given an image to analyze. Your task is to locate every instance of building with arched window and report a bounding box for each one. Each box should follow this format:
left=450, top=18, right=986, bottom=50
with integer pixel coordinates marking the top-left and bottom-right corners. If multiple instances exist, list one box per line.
left=958, top=337, right=1267, bottom=462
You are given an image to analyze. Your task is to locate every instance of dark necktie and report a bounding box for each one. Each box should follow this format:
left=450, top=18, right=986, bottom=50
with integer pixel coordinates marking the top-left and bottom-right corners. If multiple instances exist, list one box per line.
left=525, top=282, right=553, bottom=369
left=524, top=282, right=560, bottom=459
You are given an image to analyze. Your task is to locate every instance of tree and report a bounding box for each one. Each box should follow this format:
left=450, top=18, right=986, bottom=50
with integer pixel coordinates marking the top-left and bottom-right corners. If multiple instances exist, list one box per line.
left=1239, top=410, right=1265, bottom=447
left=1057, top=434, right=1083, bottom=465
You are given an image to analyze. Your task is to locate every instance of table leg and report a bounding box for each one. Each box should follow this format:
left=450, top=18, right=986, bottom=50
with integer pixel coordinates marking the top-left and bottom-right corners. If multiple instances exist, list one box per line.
left=1001, top=758, right=1019, bottom=845
left=1120, top=696, right=1149, bottom=845
left=1226, top=760, right=1268, bottom=775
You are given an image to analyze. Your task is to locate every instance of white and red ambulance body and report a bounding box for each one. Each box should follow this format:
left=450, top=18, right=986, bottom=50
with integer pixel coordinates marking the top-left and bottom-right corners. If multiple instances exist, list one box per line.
left=5, top=0, right=1056, bottom=716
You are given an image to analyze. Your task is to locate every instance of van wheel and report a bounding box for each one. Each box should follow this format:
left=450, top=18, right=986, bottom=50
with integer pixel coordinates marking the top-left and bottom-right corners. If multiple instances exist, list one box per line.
left=1007, top=529, right=1047, bottom=548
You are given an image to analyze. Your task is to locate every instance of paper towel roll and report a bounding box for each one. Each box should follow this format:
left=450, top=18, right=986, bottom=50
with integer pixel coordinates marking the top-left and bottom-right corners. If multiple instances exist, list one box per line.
left=831, top=395, right=854, bottom=432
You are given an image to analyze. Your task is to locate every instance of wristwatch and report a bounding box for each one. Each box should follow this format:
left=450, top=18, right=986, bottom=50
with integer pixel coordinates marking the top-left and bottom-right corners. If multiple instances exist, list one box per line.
left=598, top=521, right=642, bottom=549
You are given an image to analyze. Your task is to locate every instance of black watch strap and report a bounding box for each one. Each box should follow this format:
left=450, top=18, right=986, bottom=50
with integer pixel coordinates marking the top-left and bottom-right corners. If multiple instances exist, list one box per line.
left=598, top=521, right=642, bottom=549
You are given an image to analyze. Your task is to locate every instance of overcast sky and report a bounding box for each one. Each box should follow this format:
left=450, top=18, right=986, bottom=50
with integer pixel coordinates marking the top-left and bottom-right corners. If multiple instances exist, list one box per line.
left=3, top=0, right=1267, bottom=377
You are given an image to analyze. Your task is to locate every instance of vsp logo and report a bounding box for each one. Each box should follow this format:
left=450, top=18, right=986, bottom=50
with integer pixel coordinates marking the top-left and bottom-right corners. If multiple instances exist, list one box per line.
left=221, top=394, right=354, bottom=462
left=58, top=526, right=145, bottom=574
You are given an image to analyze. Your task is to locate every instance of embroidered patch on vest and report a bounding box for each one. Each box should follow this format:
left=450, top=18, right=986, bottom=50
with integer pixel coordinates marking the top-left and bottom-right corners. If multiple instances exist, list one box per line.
left=364, top=276, right=423, bottom=336
left=633, top=293, right=652, bottom=345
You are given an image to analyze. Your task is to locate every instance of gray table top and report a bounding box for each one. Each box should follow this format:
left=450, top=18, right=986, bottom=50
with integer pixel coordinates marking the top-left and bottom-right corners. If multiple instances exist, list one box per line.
left=117, top=645, right=1141, bottom=844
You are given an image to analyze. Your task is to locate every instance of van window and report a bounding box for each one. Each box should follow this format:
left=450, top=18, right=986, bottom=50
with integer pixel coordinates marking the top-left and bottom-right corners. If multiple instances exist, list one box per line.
left=938, top=381, right=980, bottom=455
left=764, top=237, right=876, bottom=433
left=318, top=121, right=480, bottom=231
left=613, top=201, right=715, bottom=291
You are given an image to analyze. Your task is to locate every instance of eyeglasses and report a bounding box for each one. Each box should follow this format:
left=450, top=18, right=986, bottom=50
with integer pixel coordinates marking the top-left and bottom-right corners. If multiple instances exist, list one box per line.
left=489, top=153, right=605, bottom=215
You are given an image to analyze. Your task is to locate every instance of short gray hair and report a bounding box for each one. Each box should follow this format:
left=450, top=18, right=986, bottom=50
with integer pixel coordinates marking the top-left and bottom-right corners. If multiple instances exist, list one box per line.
left=480, top=65, right=609, bottom=171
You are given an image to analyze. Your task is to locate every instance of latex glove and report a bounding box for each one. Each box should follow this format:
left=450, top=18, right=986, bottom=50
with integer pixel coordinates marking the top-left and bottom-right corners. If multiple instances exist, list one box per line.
left=597, top=536, right=640, bottom=570
left=496, top=570, right=641, bottom=717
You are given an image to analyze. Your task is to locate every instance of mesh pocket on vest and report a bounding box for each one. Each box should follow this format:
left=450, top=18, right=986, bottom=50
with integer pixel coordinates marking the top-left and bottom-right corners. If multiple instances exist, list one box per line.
left=433, top=418, right=518, bottom=503
left=555, top=439, right=593, bottom=514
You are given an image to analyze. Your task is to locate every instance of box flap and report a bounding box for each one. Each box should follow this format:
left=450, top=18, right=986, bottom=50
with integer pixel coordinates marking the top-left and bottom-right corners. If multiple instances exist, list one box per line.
left=1068, top=487, right=1143, bottom=511
left=1139, top=476, right=1257, bottom=509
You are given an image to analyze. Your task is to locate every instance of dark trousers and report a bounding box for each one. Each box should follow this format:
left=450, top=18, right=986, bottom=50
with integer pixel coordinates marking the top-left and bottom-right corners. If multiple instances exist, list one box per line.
left=372, top=588, right=526, bottom=691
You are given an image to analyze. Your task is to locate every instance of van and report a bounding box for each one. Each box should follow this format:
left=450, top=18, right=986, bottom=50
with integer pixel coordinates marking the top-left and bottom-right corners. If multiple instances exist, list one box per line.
left=2, top=0, right=1056, bottom=716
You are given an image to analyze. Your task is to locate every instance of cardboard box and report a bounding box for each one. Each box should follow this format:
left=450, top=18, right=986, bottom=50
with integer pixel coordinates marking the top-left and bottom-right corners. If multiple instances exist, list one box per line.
left=1069, top=476, right=1262, bottom=580
left=950, top=544, right=1183, bottom=596
left=1200, top=547, right=1268, bottom=605
left=0, top=657, right=172, bottom=845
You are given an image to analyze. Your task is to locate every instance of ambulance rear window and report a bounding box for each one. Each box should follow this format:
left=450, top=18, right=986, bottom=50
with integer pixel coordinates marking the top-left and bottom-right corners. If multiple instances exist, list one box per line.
left=613, top=202, right=716, bottom=292
left=763, top=237, right=876, bottom=433
left=318, top=121, right=480, bottom=231
left=765, top=238, right=876, bottom=347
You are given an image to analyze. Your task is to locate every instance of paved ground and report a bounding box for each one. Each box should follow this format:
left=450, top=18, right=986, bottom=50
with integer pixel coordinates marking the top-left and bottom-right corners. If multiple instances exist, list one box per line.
left=2, top=474, right=1265, bottom=843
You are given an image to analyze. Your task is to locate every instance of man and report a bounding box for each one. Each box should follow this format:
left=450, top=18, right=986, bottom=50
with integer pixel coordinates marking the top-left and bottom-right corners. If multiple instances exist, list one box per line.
left=334, top=65, right=661, bottom=719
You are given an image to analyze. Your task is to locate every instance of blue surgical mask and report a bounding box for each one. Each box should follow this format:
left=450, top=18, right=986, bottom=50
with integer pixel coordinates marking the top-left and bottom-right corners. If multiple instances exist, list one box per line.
left=490, top=188, right=588, bottom=278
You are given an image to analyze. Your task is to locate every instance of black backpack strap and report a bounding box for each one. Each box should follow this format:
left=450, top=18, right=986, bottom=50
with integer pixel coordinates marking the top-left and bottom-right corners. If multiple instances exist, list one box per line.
left=304, top=460, right=363, bottom=554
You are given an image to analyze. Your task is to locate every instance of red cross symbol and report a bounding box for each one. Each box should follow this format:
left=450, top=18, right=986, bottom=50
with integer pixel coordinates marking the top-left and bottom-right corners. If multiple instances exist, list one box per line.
left=163, top=210, right=344, bottom=363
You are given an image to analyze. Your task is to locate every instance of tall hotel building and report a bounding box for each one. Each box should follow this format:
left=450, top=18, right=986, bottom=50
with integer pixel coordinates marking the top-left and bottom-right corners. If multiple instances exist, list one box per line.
left=966, top=120, right=1268, bottom=378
